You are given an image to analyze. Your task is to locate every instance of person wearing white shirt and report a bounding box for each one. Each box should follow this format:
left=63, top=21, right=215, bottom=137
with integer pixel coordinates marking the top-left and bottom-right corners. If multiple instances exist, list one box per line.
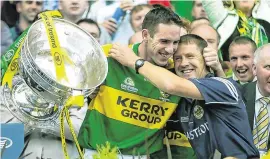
left=242, top=43, right=270, bottom=157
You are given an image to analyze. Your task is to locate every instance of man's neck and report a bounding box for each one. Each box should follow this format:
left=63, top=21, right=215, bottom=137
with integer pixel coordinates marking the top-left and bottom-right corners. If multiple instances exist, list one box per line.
left=240, top=9, right=252, bottom=18
left=138, top=42, right=149, bottom=60
left=138, top=42, right=155, bottom=64
left=18, top=17, right=31, bottom=31
left=62, top=14, right=81, bottom=24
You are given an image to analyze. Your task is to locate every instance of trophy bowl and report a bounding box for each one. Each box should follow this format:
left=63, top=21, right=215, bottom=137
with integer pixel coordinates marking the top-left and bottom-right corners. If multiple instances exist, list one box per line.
left=19, top=18, right=108, bottom=105
left=2, top=18, right=108, bottom=131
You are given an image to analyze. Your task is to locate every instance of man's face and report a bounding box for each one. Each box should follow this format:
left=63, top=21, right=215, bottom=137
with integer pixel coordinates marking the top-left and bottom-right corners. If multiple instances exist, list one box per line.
left=192, top=0, right=207, bottom=19
left=254, top=47, right=270, bottom=96
left=78, top=22, right=100, bottom=43
left=234, top=0, right=255, bottom=13
left=131, top=7, right=152, bottom=32
left=190, top=19, right=210, bottom=30
left=17, top=0, right=43, bottom=22
left=229, top=44, right=255, bottom=82
left=190, top=25, right=218, bottom=50
left=174, top=43, right=207, bottom=79
left=145, top=23, right=181, bottom=67
left=59, top=0, right=87, bottom=17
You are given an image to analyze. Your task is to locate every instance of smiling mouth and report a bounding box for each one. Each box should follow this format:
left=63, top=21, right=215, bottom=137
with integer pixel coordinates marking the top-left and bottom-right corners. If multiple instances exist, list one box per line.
left=70, top=7, right=79, bottom=10
left=159, top=52, right=170, bottom=58
left=236, top=69, right=248, bottom=76
left=181, top=69, right=194, bottom=74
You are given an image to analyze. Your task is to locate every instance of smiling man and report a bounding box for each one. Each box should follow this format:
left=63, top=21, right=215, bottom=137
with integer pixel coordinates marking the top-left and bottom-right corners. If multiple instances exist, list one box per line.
left=78, top=7, right=184, bottom=158
left=242, top=43, right=270, bottom=157
left=59, top=0, right=88, bottom=23
left=109, top=34, right=260, bottom=159
left=10, top=0, right=43, bottom=40
left=229, top=36, right=257, bottom=84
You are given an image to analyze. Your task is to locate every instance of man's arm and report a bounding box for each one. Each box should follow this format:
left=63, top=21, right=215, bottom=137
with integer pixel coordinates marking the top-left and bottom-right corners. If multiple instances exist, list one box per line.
left=109, top=44, right=203, bottom=100
left=136, top=62, right=203, bottom=100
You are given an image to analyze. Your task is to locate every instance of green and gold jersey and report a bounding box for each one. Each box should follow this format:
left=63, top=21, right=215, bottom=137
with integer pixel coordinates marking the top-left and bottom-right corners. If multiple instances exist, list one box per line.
left=78, top=43, right=180, bottom=155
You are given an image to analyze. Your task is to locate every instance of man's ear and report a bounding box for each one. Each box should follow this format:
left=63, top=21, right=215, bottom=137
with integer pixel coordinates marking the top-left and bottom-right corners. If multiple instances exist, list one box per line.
left=252, top=64, right=257, bottom=76
left=16, top=3, right=22, bottom=13
left=141, top=29, right=148, bottom=42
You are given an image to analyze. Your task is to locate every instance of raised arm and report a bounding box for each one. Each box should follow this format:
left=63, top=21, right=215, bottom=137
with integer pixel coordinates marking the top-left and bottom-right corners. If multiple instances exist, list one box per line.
left=109, top=44, right=203, bottom=100
left=202, top=0, right=228, bottom=29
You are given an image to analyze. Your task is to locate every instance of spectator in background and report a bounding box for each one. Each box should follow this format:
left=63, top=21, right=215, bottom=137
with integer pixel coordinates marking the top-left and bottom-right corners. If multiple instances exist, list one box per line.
left=58, top=0, right=88, bottom=24
left=202, top=0, right=270, bottom=61
left=190, top=17, right=210, bottom=30
left=229, top=36, right=257, bottom=84
left=1, top=21, right=13, bottom=55
left=190, top=24, right=225, bottom=77
left=9, top=0, right=43, bottom=41
left=130, top=4, right=153, bottom=33
left=1, top=1, right=18, bottom=27
left=128, top=4, right=153, bottom=45
left=242, top=44, right=270, bottom=158
left=191, top=0, right=208, bottom=20
left=77, top=19, right=101, bottom=43
left=1, top=0, right=13, bottom=55
left=84, top=0, right=147, bottom=45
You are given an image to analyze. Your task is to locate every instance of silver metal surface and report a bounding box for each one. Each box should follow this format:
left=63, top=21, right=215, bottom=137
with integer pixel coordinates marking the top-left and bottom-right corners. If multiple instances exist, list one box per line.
left=20, top=18, right=108, bottom=104
left=3, top=18, right=108, bottom=130
left=2, top=76, right=60, bottom=130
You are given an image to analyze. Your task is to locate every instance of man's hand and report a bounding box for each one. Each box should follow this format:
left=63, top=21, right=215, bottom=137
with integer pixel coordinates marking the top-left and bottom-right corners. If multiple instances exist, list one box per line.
left=120, top=0, right=134, bottom=12
left=109, top=43, right=140, bottom=69
left=203, top=47, right=225, bottom=77
left=203, top=47, right=220, bottom=70
left=100, top=18, right=118, bottom=35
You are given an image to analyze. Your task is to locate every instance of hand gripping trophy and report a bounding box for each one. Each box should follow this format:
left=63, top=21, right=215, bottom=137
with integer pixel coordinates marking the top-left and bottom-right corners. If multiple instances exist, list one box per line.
left=1, top=11, right=108, bottom=158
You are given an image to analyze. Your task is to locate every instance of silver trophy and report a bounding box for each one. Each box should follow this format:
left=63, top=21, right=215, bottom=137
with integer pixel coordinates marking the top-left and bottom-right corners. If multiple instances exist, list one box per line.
left=1, top=18, right=108, bottom=132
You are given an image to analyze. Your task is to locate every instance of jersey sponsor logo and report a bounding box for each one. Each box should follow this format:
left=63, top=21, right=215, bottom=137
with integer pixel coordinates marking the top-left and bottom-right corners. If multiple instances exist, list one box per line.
left=165, top=131, right=191, bottom=147
left=121, top=77, right=138, bottom=93
left=117, top=96, right=168, bottom=124
left=185, top=122, right=209, bottom=140
left=159, top=90, right=170, bottom=102
left=193, top=105, right=204, bottom=119
left=91, top=86, right=177, bottom=129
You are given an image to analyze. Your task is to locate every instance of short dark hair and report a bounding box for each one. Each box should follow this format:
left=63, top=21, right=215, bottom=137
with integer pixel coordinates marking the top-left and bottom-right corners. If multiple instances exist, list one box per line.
left=77, top=18, right=101, bottom=36
left=229, top=36, right=257, bottom=54
left=178, top=34, right=209, bottom=71
left=142, top=7, right=183, bottom=37
left=179, top=34, right=208, bottom=54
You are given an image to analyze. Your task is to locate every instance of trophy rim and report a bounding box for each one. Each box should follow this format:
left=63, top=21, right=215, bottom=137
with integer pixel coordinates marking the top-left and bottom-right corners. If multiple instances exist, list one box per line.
left=24, top=18, right=108, bottom=90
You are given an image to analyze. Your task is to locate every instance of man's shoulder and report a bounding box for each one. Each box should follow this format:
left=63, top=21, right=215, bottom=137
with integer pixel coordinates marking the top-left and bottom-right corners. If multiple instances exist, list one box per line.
left=241, top=81, right=256, bottom=97
left=241, top=81, right=256, bottom=91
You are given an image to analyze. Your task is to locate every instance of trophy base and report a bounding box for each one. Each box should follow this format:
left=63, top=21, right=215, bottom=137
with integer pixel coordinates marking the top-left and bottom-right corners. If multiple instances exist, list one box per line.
left=2, top=76, right=60, bottom=130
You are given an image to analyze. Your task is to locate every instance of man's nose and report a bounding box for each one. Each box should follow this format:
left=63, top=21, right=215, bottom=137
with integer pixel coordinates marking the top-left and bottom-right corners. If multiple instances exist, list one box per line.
left=236, top=59, right=244, bottom=67
left=165, top=43, right=177, bottom=54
